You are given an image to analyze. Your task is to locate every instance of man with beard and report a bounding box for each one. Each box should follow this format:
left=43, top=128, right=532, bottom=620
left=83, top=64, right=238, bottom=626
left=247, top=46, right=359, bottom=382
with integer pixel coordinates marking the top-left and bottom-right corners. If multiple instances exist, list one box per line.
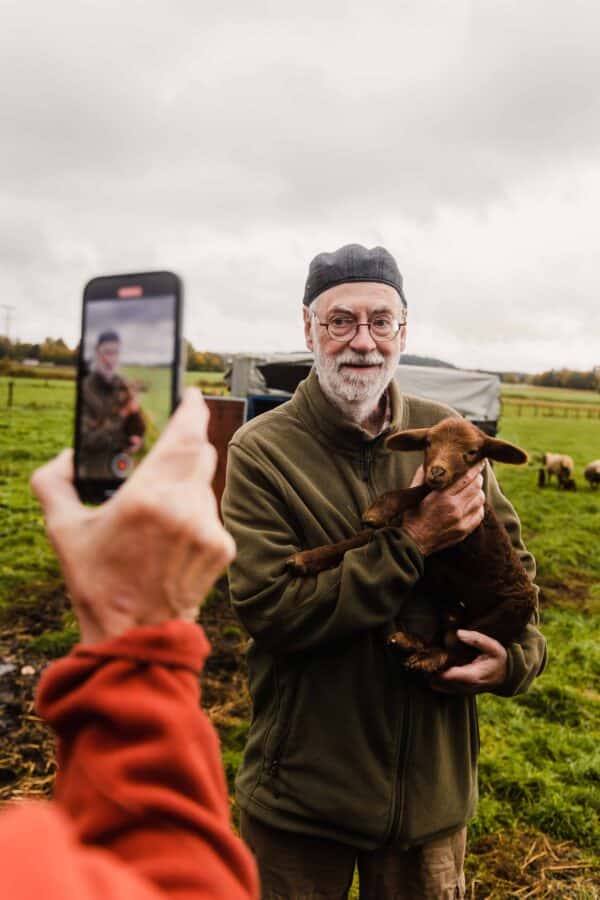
left=80, top=330, right=146, bottom=479
left=222, top=244, right=546, bottom=899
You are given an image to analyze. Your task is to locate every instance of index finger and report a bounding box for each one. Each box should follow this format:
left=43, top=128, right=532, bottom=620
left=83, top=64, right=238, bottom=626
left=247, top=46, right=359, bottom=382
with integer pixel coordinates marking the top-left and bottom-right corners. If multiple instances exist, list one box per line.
left=456, top=629, right=505, bottom=657
left=447, top=463, right=485, bottom=496
left=30, top=449, right=83, bottom=526
left=409, top=465, right=425, bottom=488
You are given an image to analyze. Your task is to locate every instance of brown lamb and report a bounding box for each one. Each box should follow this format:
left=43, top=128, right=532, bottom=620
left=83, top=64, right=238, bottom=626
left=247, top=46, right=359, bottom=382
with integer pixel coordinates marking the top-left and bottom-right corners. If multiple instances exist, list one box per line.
left=287, top=417, right=538, bottom=674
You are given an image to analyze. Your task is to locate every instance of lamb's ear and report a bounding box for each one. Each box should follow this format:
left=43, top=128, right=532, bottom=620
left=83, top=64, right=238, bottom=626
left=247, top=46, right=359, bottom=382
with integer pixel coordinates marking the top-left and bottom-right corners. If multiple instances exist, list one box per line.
left=482, top=437, right=528, bottom=465
left=386, top=427, right=430, bottom=452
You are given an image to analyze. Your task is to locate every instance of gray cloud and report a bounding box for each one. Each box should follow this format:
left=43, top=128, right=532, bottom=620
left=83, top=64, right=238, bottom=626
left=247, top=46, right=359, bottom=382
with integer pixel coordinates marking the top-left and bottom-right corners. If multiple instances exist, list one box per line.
left=1, top=0, right=599, bottom=371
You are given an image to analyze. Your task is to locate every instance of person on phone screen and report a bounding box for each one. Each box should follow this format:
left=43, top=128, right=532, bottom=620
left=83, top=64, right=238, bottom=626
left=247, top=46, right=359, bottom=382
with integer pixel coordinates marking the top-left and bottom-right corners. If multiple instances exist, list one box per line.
left=0, top=389, right=258, bottom=900
left=80, top=330, right=146, bottom=478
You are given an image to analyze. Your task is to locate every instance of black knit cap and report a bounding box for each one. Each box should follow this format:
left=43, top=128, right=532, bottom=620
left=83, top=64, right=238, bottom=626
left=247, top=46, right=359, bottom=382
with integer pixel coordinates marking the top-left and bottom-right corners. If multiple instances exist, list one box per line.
left=303, top=243, right=407, bottom=307
left=96, top=330, right=121, bottom=347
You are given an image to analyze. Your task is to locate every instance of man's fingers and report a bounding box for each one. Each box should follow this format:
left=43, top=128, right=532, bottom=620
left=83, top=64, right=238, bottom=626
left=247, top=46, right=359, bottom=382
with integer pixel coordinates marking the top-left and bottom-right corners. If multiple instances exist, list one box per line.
left=456, top=629, right=504, bottom=657
left=30, top=449, right=83, bottom=524
left=409, top=465, right=425, bottom=487
left=447, top=464, right=485, bottom=496
left=463, top=489, right=486, bottom=519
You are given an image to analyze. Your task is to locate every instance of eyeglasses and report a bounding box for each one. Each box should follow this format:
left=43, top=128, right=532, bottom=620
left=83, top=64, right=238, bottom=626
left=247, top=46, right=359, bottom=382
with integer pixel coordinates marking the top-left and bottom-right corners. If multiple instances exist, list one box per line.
left=312, top=312, right=406, bottom=342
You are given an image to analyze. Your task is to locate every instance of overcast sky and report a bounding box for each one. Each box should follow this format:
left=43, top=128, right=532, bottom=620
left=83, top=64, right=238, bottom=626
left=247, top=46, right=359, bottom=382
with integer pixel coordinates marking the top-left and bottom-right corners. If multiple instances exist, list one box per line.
left=83, top=295, right=175, bottom=364
left=1, top=0, right=599, bottom=373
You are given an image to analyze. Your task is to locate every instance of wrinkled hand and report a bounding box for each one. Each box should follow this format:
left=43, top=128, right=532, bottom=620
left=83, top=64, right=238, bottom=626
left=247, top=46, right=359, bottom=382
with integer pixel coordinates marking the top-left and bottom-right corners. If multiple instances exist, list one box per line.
left=30, top=388, right=235, bottom=645
left=429, top=630, right=508, bottom=695
left=401, top=463, right=485, bottom=556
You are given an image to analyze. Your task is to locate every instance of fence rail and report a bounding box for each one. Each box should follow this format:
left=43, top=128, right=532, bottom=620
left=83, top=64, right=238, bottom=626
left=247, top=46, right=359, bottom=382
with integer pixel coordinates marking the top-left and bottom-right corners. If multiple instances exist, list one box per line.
left=502, top=397, right=600, bottom=419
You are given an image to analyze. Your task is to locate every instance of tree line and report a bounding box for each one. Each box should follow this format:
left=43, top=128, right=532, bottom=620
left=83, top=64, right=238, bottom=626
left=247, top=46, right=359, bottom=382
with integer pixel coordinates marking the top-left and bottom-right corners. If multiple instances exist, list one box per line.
left=500, top=367, right=599, bottom=390
left=0, top=337, right=225, bottom=372
left=529, top=368, right=599, bottom=390
left=0, top=336, right=75, bottom=366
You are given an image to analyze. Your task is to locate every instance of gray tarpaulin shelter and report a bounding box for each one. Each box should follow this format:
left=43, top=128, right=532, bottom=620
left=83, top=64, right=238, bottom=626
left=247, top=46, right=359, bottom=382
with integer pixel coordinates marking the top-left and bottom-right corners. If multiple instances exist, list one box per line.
left=225, top=353, right=501, bottom=433
left=209, top=355, right=501, bottom=512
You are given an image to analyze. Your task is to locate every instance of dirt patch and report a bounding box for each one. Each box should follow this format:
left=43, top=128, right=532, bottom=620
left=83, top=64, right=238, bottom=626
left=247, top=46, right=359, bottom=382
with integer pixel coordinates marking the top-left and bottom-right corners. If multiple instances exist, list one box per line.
left=0, top=578, right=250, bottom=803
left=197, top=577, right=252, bottom=732
left=538, top=573, right=595, bottom=612
left=0, top=581, right=69, bottom=801
left=467, top=830, right=599, bottom=899
left=1, top=582, right=597, bottom=896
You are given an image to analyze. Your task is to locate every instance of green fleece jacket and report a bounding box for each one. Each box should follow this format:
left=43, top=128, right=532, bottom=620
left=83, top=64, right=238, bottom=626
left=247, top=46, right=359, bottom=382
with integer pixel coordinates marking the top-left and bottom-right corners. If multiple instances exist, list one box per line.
left=222, top=369, right=546, bottom=850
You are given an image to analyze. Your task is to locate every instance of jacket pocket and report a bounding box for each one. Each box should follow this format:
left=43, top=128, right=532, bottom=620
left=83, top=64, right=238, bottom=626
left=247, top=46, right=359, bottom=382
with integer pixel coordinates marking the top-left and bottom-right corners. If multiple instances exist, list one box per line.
left=261, top=665, right=298, bottom=793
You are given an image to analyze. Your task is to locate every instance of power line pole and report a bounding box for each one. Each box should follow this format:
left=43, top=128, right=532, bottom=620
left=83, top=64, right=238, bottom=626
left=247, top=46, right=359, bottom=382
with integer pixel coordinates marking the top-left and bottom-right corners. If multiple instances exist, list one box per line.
left=0, top=304, right=16, bottom=340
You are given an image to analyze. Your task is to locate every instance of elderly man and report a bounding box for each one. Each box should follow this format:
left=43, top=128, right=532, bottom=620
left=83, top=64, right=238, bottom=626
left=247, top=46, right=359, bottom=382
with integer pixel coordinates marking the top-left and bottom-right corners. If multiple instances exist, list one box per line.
left=222, top=244, right=546, bottom=900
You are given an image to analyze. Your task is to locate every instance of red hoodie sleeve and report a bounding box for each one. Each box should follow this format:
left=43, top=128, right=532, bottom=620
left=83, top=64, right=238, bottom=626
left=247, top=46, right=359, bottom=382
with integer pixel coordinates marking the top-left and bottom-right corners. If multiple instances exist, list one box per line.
left=0, top=620, right=258, bottom=900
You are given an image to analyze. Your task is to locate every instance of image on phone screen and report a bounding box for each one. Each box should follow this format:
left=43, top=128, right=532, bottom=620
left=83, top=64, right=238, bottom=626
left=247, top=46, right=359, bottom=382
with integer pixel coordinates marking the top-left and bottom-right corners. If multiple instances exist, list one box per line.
left=75, top=271, right=182, bottom=502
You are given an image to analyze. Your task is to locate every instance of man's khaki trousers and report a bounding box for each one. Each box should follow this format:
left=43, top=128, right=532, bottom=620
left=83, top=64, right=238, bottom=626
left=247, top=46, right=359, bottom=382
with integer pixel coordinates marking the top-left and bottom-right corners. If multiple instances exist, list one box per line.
left=241, top=810, right=466, bottom=900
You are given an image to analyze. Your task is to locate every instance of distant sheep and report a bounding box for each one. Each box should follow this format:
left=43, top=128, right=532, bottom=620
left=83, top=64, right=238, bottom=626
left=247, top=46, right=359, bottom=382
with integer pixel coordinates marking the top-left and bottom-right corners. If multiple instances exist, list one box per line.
left=538, top=452, right=576, bottom=491
left=288, top=417, right=538, bottom=674
left=584, top=460, right=600, bottom=489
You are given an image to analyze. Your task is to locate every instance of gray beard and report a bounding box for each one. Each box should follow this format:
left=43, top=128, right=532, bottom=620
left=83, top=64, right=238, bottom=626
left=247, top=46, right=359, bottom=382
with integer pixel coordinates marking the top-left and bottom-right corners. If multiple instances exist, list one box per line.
left=312, top=342, right=397, bottom=429
left=91, top=362, right=116, bottom=383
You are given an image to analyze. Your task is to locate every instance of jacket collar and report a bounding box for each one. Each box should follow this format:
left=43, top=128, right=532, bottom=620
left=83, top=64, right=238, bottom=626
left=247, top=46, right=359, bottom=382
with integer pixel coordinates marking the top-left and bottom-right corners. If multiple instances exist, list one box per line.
left=291, top=367, right=408, bottom=455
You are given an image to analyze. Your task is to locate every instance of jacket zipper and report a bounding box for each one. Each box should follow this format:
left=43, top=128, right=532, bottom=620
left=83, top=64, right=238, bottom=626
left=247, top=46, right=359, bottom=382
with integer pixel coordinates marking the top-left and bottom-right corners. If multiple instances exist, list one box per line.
left=362, top=439, right=413, bottom=843
left=259, top=662, right=282, bottom=791
left=265, top=673, right=298, bottom=799
left=388, top=687, right=412, bottom=841
left=361, top=444, right=376, bottom=502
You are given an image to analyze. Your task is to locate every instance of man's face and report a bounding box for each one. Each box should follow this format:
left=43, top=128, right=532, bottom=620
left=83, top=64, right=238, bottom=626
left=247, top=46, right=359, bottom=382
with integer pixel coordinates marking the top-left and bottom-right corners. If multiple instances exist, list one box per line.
left=94, top=340, right=121, bottom=381
left=304, top=282, right=407, bottom=406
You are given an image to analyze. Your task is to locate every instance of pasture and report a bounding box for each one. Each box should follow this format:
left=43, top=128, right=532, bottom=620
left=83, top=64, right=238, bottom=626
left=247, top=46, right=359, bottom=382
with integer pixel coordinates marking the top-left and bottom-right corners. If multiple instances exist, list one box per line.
left=0, top=375, right=599, bottom=897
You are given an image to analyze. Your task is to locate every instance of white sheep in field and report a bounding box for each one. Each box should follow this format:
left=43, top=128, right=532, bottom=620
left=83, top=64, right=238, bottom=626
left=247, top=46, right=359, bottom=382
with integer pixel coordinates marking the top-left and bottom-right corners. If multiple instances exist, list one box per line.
left=538, top=452, right=576, bottom=491
left=584, top=460, right=600, bottom=489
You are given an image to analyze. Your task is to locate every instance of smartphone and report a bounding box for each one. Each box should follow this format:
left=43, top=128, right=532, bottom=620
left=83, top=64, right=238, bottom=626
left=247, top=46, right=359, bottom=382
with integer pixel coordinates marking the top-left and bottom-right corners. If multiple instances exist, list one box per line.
left=74, top=270, right=183, bottom=503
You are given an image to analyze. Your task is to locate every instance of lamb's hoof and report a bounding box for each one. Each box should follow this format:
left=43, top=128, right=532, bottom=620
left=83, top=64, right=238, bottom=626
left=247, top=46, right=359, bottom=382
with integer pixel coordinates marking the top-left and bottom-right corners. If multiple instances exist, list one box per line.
left=403, top=649, right=449, bottom=674
left=387, top=632, right=425, bottom=653
left=361, top=507, right=387, bottom=528
left=286, top=553, right=312, bottom=575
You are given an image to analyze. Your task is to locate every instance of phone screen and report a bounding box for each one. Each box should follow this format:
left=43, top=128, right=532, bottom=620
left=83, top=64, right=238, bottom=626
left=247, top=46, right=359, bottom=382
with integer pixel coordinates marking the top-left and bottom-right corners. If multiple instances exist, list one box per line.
left=75, top=271, right=182, bottom=502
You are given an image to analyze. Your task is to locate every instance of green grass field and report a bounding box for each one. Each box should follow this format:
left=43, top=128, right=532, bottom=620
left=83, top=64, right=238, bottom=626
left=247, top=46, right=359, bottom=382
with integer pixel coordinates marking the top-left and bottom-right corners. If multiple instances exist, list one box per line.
left=1, top=375, right=599, bottom=895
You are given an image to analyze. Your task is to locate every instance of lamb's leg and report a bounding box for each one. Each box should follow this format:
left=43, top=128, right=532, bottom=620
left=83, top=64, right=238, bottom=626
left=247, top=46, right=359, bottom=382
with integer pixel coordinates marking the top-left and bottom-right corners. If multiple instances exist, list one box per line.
left=362, top=484, right=429, bottom=527
left=404, top=647, right=450, bottom=674
left=387, top=631, right=427, bottom=653
left=387, top=632, right=451, bottom=674
left=287, top=529, right=374, bottom=575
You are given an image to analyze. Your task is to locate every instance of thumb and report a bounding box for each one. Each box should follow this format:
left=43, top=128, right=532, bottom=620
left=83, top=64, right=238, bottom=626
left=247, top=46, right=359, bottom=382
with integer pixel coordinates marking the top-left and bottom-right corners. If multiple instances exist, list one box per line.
left=137, top=387, right=210, bottom=481
left=134, top=388, right=216, bottom=492
left=30, top=449, right=83, bottom=526
left=410, top=465, right=425, bottom=488
left=456, top=629, right=498, bottom=655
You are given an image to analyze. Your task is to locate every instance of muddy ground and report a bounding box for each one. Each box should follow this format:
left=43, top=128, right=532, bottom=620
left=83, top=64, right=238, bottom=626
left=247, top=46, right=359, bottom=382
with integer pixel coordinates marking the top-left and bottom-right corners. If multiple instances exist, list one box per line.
left=0, top=583, right=596, bottom=898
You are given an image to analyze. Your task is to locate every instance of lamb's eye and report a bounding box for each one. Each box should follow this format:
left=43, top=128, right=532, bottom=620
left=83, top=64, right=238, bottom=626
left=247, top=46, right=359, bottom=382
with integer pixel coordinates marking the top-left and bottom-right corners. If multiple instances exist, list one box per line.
left=424, top=438, right=431, bottom=448
left=466, top=449, right=478, bottom=458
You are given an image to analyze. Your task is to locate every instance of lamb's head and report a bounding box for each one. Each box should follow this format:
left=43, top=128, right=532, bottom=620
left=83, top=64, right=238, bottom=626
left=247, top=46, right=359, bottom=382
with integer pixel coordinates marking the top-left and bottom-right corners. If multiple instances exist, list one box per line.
left=386, top=417, right=528, bottom=490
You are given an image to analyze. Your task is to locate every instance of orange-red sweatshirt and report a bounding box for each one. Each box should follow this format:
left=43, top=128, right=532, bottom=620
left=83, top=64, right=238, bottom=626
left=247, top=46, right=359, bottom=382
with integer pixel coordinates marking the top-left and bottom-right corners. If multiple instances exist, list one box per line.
left=0, top=620, right=259, bottom=900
